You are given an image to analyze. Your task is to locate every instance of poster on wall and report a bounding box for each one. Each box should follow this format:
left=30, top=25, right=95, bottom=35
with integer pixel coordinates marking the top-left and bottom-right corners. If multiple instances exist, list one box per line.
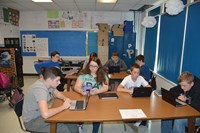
left=47, top=11, right=89, bottom=29
left=22, top=34, right=36, bottom=52
left=0, top=50, right=11, bottom=68
left=35, top=38, right=48, bottom=57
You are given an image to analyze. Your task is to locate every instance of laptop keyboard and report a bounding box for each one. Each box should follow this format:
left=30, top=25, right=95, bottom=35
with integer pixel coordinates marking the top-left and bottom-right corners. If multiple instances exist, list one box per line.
left=76, top=100, right=84, bottom=109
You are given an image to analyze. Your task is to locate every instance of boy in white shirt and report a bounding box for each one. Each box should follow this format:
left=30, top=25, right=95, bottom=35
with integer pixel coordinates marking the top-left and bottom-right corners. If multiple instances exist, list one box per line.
left=117, top=63, right=151, bottom=94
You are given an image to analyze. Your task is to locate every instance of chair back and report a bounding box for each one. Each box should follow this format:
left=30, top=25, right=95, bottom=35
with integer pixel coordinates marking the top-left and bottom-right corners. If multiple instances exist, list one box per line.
left=14, top=99, right=24, bottom=117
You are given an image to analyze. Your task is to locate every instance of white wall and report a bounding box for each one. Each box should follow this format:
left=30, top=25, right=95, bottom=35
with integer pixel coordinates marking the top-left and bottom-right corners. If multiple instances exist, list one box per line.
left=19, top=11, right=139, bottom=74
left=0, top=23, right=20, bottom=44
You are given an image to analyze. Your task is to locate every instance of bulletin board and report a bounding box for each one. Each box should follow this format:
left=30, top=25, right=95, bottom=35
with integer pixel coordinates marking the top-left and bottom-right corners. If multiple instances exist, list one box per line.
left=20, top=30, right=86, bottom=56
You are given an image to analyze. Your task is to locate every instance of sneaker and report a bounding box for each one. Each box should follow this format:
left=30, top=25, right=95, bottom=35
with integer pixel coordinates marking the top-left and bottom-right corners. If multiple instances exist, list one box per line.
left=133, top=121, right=142, bottom=127
left=139, top=121, right=147, bottom=126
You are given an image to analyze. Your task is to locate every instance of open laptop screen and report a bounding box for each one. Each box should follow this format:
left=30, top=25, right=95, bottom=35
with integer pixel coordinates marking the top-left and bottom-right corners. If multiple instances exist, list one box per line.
left=108, top=66, right=120, bottom=74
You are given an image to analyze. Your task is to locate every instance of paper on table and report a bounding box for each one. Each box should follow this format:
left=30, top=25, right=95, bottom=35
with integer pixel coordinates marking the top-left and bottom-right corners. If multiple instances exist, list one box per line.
left=119, top=109, right=147, bottom=119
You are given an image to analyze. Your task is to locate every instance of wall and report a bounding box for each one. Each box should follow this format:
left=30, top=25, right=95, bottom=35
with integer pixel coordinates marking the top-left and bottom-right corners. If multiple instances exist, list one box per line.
left=19, top=11, right=138, bottom=74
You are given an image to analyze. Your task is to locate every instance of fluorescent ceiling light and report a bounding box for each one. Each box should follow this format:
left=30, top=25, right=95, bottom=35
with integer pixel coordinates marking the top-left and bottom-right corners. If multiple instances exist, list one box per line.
left=97, top=0, right=117, bottom=3
left=32, top=0, right=53, bottom=2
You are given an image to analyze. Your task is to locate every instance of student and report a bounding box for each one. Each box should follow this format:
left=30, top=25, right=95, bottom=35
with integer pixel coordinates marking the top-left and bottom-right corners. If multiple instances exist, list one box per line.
left=34, top=51, right=60, bottom=74
left=117, top=63, right=151, bottom=94
left=22, top=67, right=79, bottom=133
left=34, top=51, right=65, bottom=91
left=74, top=57, right=109, bottom=133
left=104, top=52, right=127, bottom=71
left=161, top=71, right=200, bottom=133
left=82, top=52, right=97, bottom=69
left=135, top=54, right=151, bottom=82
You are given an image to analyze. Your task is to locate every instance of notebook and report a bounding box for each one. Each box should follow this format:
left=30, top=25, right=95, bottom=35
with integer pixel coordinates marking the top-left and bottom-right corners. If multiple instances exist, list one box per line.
left=69, top=93, right=90, bottom=110
left=161, top=88, right=187, bottom=107
left=108, top=66, right=120, bottom=74
left=98, top=93, right=118, bottom=99
left=132, top=87, right=152, bottom=97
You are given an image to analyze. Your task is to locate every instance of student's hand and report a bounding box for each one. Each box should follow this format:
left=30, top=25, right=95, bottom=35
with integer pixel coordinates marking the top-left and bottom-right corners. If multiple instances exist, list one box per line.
left=90, top=88, right=99, bottom=95
left=82, top=91, right=87, bottom=96
left=62, top=100, right=71, bottom=109
left=63, top=97, right=71, bottom=103
left=178, top=94, right=187, bottom=102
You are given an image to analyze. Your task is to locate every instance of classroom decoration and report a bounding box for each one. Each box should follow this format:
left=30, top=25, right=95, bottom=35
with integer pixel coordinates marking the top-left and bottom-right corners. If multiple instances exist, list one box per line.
left=165, top=0, right=184, bottom=15
left=141, top=16, right=157, bottom=28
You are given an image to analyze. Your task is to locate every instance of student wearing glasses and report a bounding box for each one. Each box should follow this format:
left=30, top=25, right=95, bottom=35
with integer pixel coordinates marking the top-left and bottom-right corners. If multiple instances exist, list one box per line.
left=74, top=57, right=109, bottom=133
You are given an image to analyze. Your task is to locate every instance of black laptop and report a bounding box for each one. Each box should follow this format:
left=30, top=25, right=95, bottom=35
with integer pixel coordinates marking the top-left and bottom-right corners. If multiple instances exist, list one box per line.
left=161, top=88, right=187, bottom=107
left=132, top=87, right=152, bottom=97
left=108, top=66, right=120, bottom=74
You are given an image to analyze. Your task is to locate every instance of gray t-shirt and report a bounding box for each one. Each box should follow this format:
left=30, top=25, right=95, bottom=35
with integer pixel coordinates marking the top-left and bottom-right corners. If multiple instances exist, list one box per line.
left=22, top=79, right=54, bottom=123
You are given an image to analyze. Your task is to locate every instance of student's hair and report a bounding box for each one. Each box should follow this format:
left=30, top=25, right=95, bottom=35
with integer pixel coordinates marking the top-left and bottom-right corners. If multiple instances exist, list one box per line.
left=82, top=57, right=107, bottom=85
left=41, top=67, right=63, bottom=80
left=130, top=63, right=140, bottom=71
left=136, top=55, right=144, bottom=62
left=178, top=71, right=194, bottom=84
left=50, top=51, right=60, bottom=58
left=89, top=52, right=97, bottom=60
left=112, top=52, right=119, bottom=57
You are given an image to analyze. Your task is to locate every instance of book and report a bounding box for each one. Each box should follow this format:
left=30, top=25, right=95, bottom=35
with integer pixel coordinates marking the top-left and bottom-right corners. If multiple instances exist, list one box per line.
left=98, top=93, right=119, bottom=99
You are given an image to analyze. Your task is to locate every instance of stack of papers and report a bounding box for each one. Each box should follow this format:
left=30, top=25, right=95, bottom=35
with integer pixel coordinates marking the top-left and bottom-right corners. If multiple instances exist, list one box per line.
left=119, top=109, right=147, bottom=119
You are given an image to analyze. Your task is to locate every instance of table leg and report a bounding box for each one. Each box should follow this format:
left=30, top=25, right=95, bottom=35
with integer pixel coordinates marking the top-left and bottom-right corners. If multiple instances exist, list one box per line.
left=50, top=122, right=57, bottom=133
left=188, top=117, right=195, bottom=133
left=67, top=79, right=70, bottom=92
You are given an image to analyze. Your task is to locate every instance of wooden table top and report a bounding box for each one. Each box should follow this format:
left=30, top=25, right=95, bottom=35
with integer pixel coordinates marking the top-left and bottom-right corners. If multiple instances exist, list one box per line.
left=46, top=91, right=200, bottom=123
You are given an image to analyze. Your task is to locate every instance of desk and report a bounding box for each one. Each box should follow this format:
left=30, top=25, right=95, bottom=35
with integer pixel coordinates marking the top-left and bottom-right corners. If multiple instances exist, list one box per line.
left=46, top=92, right=200, bottom=133
left=64, top=71, right=128, bottom=91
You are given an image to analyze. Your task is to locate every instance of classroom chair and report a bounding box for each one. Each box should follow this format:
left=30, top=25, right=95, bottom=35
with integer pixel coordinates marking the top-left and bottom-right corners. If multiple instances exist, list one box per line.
left=11, top=99, right=46, bottom=133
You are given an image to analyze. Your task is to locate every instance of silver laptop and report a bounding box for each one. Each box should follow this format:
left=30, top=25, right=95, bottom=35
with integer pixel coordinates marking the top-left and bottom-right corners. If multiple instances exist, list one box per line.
left=69, top=93, right=90, bottom=110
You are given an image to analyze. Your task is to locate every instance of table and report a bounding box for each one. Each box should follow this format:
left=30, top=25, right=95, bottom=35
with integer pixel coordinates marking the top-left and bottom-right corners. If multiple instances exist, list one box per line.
left=46, top=92, right=200, bottom=133
left=64, top=70, right=128, bottom=91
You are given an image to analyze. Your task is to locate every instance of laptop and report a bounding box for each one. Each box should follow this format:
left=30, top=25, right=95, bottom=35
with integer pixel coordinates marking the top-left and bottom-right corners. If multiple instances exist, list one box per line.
left=69, top=92, right=90, bottom=110
left=132, top=87, right=152, bottom=97
left=108, top=66, right=120, bottom=74
left=161, top=88, right=187, bottom=107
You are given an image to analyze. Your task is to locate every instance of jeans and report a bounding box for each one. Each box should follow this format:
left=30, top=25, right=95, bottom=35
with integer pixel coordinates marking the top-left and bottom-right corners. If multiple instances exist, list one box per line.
left=24, top=116, right=79, bottom=133
left=93, top=122, right=100, bottom=133
left=161, top=117, right=200, bottom=133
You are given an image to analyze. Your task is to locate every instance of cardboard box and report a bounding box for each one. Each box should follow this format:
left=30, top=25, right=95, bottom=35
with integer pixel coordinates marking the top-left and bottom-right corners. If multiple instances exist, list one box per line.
left=111, top=24, right=124, bottom=30
left=98, top=31, right=108, bottom=46
left=96, top=23, right=110, bottom=32
left=112, top=29, right=124, bottom=36
left=111, top=24, right=124, bottom=36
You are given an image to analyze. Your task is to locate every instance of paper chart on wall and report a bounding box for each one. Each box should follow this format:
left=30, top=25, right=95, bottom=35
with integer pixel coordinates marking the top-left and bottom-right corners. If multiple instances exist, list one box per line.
left=22, top=34, right=36, bottom=52
left=35, top=38, right=48, bottom=57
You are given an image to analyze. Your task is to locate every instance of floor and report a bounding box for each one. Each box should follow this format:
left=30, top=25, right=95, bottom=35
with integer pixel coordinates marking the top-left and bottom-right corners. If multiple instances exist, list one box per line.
left=0, top=76, right=161, bottom=133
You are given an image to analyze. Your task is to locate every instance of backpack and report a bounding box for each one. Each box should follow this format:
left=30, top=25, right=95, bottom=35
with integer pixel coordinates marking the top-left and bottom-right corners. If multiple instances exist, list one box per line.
left=9, top=86, right=24, bottom=107
left=0, top=73, right=9, bottom=89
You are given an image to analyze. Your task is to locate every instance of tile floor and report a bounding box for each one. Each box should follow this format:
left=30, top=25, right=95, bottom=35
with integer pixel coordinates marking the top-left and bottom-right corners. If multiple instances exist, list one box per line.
left=0, top=76, right=161, bottom=133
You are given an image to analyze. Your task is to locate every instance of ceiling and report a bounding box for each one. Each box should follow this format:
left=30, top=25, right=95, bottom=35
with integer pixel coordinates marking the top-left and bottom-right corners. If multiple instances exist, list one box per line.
left=0, top=0, right=160, bottom=12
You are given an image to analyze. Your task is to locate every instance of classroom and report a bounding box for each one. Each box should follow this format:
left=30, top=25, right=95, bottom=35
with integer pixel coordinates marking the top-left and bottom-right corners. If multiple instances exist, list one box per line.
left=0, top=0, right=200, bottom=133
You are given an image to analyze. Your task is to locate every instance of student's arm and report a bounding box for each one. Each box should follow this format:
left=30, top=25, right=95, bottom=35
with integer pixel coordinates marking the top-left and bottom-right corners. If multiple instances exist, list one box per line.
left=53, top=89, right=71, bottom=103
left=120, top=60, right=128, bottom=71
left=34, top=62, right=47, bottom=74
left=91, top=81, right=109, bottom=95
left=103, top=60, right=109, bottom=68
left=74, top=78, right=86, bottom=95
left=117, top=84, right=133, bottom=94
left=38, top=99, right=70, bottom=119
